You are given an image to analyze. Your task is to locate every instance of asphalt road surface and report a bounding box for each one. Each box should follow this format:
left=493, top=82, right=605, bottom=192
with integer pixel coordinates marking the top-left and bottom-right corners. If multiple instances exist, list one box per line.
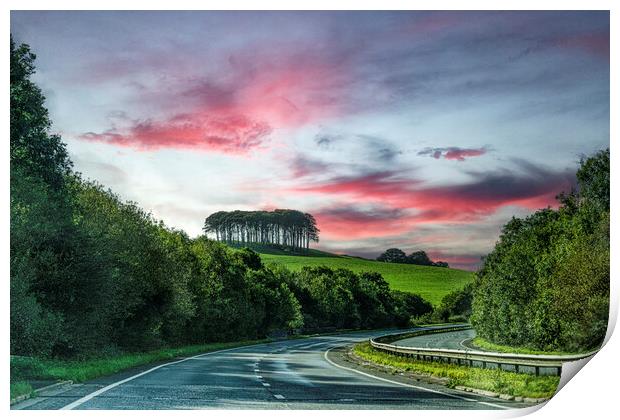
left=14, top=329, right=528, bottom=410
left=392, top=328, right=476, bottom=350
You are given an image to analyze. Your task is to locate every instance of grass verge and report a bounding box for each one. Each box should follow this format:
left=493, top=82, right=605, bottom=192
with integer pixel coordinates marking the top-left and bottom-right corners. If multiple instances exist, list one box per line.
left=352, top=341, right=559, bottom=399
left=10, top=338, right=271, bottom=402
left=470, top=337, right=587, bottom=355
left=10, top=382, right=33, bottom=400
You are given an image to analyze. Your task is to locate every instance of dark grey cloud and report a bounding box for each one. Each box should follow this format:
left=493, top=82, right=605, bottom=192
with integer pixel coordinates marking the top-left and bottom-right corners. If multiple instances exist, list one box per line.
left=290, top=155, right=331, bottom=178
left=316, top=204, right=407, bottom=224
left=314, top=133, right=342, bottom=148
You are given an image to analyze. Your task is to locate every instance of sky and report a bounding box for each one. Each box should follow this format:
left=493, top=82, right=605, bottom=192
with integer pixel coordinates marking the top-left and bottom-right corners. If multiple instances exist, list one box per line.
left=10, top=11, right=609, bottom=270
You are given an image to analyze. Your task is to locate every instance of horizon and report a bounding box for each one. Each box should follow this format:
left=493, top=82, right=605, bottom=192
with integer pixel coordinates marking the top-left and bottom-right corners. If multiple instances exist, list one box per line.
left=10, top=10, right=610, bottom=270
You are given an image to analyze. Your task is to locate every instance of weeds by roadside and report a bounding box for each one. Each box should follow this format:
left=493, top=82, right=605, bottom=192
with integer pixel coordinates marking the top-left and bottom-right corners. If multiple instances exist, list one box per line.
left=353, top=341, right=559, bottom=399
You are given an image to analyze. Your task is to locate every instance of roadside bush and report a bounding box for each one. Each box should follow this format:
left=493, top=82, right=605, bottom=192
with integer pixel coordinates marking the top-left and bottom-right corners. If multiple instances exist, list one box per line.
left=391, top=290, right=434, bottom=327
left=434, top=283, right=473, bottom=322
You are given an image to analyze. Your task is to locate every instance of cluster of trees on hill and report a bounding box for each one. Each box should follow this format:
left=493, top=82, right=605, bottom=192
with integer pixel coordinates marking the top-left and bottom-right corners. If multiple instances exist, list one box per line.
left=10, top=38, right=433, bottom=359
left=285, top=266, right=433, bottom=330
left=471, top=149, right=610, bottom=353
left=203, top=210, right=319, bottom=251
left=377, top=249, right=449, bottom=268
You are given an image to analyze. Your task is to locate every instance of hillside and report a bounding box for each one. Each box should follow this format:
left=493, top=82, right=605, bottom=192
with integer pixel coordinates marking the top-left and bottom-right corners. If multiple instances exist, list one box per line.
left=259, top=252, right=474, bottom=306
left=227, top=242, right=336, bottom=257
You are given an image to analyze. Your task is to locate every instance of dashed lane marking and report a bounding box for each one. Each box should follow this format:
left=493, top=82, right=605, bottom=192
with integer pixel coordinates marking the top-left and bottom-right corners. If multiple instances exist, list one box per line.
left=274, top=394, right=285, bottom=400
left=262, top=383, right=271, bottom=387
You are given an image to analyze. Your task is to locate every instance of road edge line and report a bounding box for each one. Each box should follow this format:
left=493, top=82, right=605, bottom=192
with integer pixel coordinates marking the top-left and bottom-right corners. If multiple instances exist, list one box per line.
left=323, top=345, right=510, bottom=410
left=59, top=342, right=270, bottom=410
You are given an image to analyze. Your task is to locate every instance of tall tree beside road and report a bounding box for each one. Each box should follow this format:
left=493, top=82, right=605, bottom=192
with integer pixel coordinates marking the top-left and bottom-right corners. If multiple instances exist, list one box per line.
left=471, top=149, right=610, bottom=352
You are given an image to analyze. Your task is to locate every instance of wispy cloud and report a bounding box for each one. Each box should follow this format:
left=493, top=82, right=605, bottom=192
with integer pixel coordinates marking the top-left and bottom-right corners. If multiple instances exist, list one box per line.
left=292, top=161, right=575, bottom=224
left=80, top=115, right=272, bottom=153
left=418, top=146, right=488, bottom=161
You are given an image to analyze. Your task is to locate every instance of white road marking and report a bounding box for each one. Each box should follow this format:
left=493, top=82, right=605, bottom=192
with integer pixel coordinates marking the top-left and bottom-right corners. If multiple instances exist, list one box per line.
left=256, top=376, right=263, bottom=379
left=459, top=338, right=473, bottom=349
left=274, top=394, right=285, bottom=400
left=59, top=342, right=270, bottom=410
left=262, top=383, right=271, bottom=387
left=323, top=346, right=509, bottom=410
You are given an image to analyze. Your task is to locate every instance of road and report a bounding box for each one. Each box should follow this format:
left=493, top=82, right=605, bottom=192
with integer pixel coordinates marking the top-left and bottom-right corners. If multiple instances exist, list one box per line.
left=392, top=328, right=476, bottom=350
left=14, top=329, right=526, bottom=410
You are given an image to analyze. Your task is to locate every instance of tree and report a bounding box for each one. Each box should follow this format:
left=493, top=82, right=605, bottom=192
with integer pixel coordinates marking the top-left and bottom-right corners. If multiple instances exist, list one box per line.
left=436, top=283, right=473, bottom=322
left=471, top=149, right=609, bottom=352
left=577, top=148, right=609, bottom=212
left=406, top=250, right=433, bottom=266
left=377, top=248, right=407, bottom=263
left=391, top=290, right=434, bottom=327
left=10, top=37, right=72, bottom=191
left=203, top=209, right=320, bottom=251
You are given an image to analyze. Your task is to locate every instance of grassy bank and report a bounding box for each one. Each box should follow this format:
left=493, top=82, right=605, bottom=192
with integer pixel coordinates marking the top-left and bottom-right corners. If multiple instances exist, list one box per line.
left=10, top=338, right=271, bottom=400
left=260, top=254, right=473, bottom=305
left=352, top=341, right=559, bottom=399
left=10, top=382, right=33, bottom=400
left=470, top=337, right=586, bottom=355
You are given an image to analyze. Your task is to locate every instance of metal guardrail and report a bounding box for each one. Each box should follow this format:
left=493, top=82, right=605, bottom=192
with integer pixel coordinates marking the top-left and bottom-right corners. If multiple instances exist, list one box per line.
left=370, top=326, right=599, bottom=376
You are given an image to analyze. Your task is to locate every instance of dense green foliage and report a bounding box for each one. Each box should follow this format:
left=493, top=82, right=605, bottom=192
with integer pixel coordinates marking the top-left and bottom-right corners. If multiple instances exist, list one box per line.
left=259, top=254, right=473, bottom=305
left=377, top=248, right=449, bottom=268
left=434, top=283, right=473, bottom=323
left=204, top=209, right=319, bottom=251
left=279, top=266, right=433, bottom=330
left=471, top=149, right=610, bottom=352
left=10, top=39, right=432, bottom=360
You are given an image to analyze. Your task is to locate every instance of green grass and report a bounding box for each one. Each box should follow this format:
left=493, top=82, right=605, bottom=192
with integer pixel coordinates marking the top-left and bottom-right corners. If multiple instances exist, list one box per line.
left=260, top=253, right=474, bottom=305
left=10, top=338, right=271, bottom=401
left=353, top=341, right=559, bottom=399
left=471, top=337, right=589, bottom=356
left=10, top=382, right=33, bottom=400
left=229, top=242, right=337, bottom=257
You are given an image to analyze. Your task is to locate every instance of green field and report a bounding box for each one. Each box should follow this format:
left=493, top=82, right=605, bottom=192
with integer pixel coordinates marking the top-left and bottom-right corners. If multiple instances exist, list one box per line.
left=259, top=252, right=474, bottom=306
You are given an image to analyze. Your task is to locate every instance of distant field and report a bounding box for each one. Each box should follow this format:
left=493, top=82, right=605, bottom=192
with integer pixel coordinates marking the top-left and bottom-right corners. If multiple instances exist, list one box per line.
left=259, top=253, right=474, bottom=306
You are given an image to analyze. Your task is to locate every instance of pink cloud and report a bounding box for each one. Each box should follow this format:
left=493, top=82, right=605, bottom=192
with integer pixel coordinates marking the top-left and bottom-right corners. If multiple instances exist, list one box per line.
left=553, top=32, right=609, bottom=60
left=80, top=114, right=271, bottom=153
left=419, top=147, right=487, bottom=161
left=427, top=251, right=483, bottom=271
left=291, top=165, right=574, bottom=229
left=79, top=49, right=349, bottom=152
left=314, top=206, right=417, bottom=240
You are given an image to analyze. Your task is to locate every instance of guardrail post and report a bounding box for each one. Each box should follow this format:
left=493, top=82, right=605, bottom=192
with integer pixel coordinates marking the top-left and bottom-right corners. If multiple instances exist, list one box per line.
left=515, top=364, right=519, bottom=373
left=556, top=366, right=562, bottom=376
left=535, top=366, right=540, bottom=376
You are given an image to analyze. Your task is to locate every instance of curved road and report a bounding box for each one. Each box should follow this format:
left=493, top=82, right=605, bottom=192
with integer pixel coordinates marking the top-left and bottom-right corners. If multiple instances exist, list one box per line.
left=14, top=329, right=521, bottom=410
left=393, top=328, right=476, bottom=350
